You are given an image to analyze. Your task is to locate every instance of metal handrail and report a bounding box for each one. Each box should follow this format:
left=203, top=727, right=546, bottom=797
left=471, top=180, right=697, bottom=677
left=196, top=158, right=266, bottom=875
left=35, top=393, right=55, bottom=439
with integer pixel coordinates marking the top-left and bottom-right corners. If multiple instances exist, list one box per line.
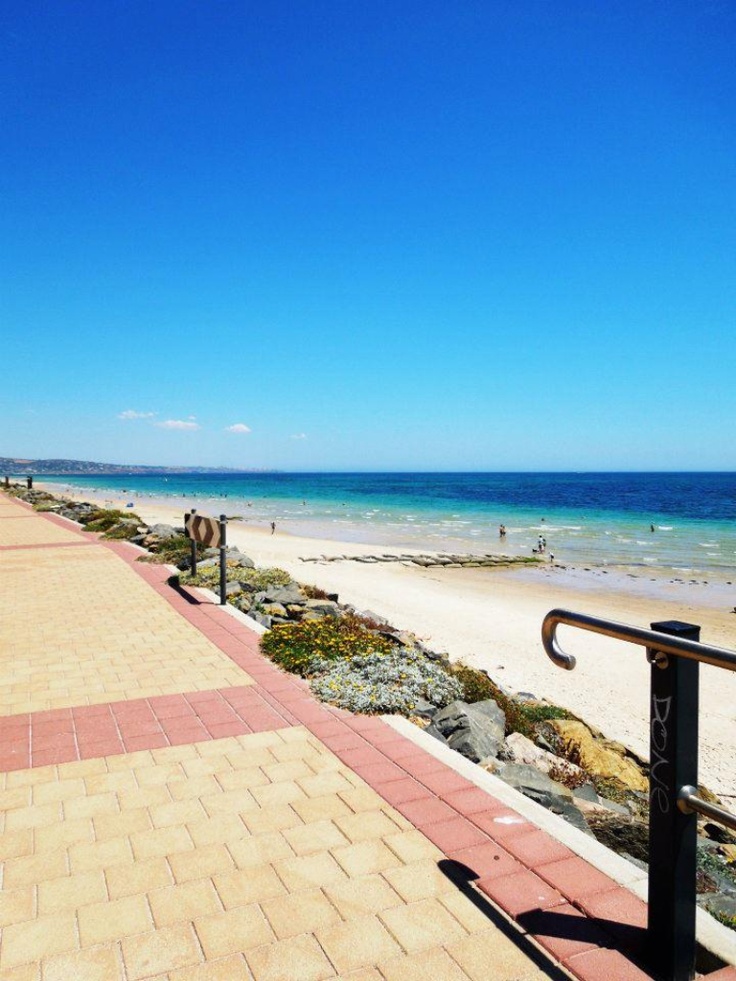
left=541, top=609, right=736, bottom=842
left=542, top=607, right=736, bottom=673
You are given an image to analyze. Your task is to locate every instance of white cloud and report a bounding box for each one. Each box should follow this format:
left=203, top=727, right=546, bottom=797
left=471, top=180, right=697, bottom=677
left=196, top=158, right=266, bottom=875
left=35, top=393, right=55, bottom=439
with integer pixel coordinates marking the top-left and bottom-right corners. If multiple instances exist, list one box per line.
left=225, top=423, right=252, bottom=434
left=118, top=409, right=156, bottom=420
left=156, top=419, right=201, bottom=431
left=290, top=432, right=307, bottom=440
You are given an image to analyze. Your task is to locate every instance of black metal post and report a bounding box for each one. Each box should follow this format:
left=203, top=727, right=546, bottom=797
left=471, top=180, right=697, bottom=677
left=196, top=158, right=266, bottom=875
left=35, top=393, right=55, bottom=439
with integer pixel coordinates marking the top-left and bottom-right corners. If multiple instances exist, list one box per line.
left=647, top=620, right=700, bottom=981
left=188, top=509, right=197, bottom=577
left=219, top=514, right=227, bottom=605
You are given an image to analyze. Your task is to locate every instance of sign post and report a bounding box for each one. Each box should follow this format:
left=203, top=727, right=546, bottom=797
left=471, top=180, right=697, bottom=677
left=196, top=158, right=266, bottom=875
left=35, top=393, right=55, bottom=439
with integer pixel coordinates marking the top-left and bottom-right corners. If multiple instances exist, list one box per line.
left=184, top=511, right=228, bottom=605
left=219, top=515, right=227, bottom=606
left=647, top=619, right=700, bottom=981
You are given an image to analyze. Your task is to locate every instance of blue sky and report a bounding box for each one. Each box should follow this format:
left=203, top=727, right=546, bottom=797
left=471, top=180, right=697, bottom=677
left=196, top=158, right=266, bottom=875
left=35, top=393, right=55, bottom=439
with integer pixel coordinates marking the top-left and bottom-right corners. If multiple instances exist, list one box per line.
left=2, top=1, right=734, bottom=471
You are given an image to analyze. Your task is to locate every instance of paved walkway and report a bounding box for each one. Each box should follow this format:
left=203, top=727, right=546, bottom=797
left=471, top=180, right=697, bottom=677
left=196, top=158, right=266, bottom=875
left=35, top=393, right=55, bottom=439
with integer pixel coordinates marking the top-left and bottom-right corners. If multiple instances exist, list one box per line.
left=1, top=495, right=734, bottom=981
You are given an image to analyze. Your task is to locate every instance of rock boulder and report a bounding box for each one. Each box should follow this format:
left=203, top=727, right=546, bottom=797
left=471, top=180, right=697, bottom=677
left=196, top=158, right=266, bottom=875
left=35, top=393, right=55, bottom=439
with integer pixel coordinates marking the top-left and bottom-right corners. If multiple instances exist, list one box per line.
left=548, top=720, right=648, bottom=793
left=432, top=699, right=505, bottom=763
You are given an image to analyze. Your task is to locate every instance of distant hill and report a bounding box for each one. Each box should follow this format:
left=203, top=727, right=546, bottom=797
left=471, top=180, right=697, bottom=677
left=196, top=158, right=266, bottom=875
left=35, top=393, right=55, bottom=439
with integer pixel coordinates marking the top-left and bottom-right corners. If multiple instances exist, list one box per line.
left=0, top=457, right=266, bottom=475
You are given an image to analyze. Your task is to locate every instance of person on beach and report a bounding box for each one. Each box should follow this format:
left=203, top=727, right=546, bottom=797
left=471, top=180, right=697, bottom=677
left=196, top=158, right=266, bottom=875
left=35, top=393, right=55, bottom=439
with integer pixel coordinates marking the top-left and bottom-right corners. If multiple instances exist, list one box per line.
left=270, top=521, right=276, bottom=535
left=650, top=523, right=655, bottom=532
left=499, top=524, right=506, bottom=538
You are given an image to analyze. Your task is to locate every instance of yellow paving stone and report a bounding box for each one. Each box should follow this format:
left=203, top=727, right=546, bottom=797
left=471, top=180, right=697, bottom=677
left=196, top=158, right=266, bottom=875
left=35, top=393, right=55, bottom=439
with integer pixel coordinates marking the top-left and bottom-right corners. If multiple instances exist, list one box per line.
left=32, top=776, right=86, bottom=805
left=215, top=766, right=271, bottom=792
left=93, top=806, right=152, bottom=842
left=78, top=893, right=153, bottom=946
left=168, top=843, right=235, bottom=883
left=379, top=898, right=467, bottom=953
left=331, top=839, right=404, bottom=878
left=6, top=765, right=57, bottom=788
left=169, top=773, right=222, bottom=801
left=315, top=914, right=403, bottom=975
left=0, top=912, right=78, bottom=969
left=105, top=856, right=174, bottom=899
left=250, top=781, right=306, bottom=808
left=68, top=834, right=133, bottom=873
left=34, top=816, right=94, bottom=853
left=199, top=787, right=258, bottom=817
left=107, top=749, right=154, bottom=773
left=323, top=874, right=404, bottom=920
left=37, top=870, right=107, bottom=914
left=63, top=791, right=119, bottom=821
left=297, top=771, right=354, bottom=798
left=333, top=971, right=383, bottom=981
left=0, top=886, right=35, bottom=928
left=339, top=786, right=385, bottom=813
left=212, top=865, right=286, bottom=908
left=130, top=824, right=194, bottom=861
left=281, top=818, right=349, bottom=856
left=246, top=933, right=335, bottom=981
left=445, top=929, right=544, bottom=981
left=0, top=544, right=253, bottom=714
left=148, top=879, right=222, bottom=927
left=0, top=965, right=41, bottom=981
left=382, top=829, right=443, bottom=864
left=0, top=829, right=34, bottom=862
left=41, top=945, right=123, bottom=981
left=261, top=888, right=342, bottom=940
left=228, top=831, right=295, bottom=868
left=3, top=847, right=68, bottom=888
left=135, top=761, right=187, bottom=787
left=382, top=859, right=459, bottom=903
left=186, top=813, right=249, bottom=848
left=149, top=797, right=207, bottom=829
left=57, top=757, right=107, bottom=779
left=84, top=769, right=138, bottom=795
left=181, top=756, right=223, bottom=779
left=379, top=947, right=471, bottom=981
left=261, top=759, right=314, bottom=782
left=193, top=736, right=241, bottom=758
left=121, top=923, right=203, bottom=979
left=274, top=852, right=349, bottom=893
left=290, top=793, right=353, bottom=824
left=334, top=810, right=402, bottom=843
left=241, top=804, right=303, bottom=836
left=168, top=954, right=252, bottom=981
left=194, top=904, right=274, bottom=958
left=153, top=743, right=202, bottom=763
left=118, top=783, right=172, bottom=812
left=0, top=786, right=32, bottom=810
left=438, top=888, right=499, bottom=933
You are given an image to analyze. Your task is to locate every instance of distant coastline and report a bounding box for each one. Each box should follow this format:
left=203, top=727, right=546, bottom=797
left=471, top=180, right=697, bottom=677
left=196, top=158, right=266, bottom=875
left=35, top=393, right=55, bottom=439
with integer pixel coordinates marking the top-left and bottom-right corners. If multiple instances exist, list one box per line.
left=0, top=456, right=276, bottom=476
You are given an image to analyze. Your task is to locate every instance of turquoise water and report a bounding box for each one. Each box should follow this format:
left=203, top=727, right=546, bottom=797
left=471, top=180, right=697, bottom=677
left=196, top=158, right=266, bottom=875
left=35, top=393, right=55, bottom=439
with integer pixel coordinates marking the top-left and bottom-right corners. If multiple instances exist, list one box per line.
left=40, top=472, right=736, bottom=575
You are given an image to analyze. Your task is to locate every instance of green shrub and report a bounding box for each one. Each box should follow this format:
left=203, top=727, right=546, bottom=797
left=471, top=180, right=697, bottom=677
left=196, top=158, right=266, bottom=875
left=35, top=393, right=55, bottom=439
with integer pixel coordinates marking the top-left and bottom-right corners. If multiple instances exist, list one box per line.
left=310, top=648, right=462, bottom=715
left=261, top=615, right=394, bottom=677
left=84, top=509, right=137, bottom=531
left=186, top=564, right=291, bottom=591
left=102, top=522, right=141, bottom=541
left=139, top=535, right=198, bottom=564
left=450, top=663, right=499, bottom=703
left=303, top=584, right=331, bottom=600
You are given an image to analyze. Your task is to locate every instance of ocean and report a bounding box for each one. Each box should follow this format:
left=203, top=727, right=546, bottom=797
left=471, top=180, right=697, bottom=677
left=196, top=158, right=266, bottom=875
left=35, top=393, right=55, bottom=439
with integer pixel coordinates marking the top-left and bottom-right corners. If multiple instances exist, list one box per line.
left=38, top=472, right=736, bottom=576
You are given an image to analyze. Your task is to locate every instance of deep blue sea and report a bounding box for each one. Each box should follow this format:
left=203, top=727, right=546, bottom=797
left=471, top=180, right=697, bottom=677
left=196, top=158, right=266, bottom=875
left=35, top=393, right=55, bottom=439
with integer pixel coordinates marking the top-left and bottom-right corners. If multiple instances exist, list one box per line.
left=40, top=472, right=736, bottom=575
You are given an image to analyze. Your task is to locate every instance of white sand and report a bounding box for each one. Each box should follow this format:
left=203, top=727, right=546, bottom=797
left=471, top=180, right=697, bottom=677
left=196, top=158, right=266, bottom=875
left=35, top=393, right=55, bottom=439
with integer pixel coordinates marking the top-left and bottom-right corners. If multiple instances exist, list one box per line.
left=50, top=485, right=736, bottom=801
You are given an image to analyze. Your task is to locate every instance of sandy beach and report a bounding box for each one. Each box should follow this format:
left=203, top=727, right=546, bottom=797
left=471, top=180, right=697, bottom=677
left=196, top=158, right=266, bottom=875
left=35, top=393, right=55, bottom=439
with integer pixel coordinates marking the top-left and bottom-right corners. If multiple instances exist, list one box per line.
left=47, top=484, right=736, bottom=802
